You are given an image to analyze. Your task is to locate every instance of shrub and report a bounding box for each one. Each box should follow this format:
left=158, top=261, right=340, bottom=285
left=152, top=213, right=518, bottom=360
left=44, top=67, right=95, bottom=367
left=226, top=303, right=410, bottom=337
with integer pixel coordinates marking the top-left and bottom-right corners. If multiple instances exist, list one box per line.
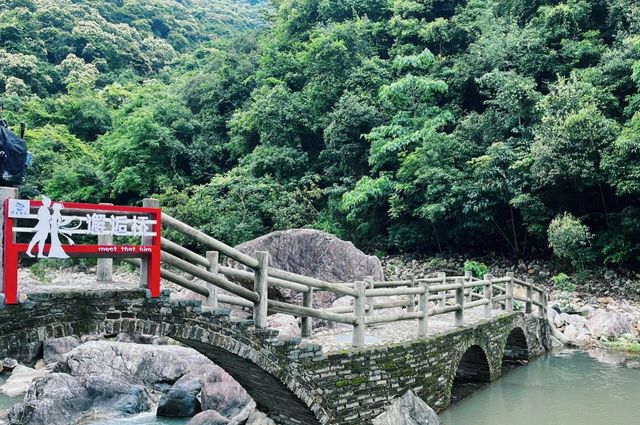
left=547, top=213, right=593, bottom=270
left=551, top=272, right=575, bottom=292
left=426, top=257, right=447, bottom=270
left=463, top=260, right=488, bottom=278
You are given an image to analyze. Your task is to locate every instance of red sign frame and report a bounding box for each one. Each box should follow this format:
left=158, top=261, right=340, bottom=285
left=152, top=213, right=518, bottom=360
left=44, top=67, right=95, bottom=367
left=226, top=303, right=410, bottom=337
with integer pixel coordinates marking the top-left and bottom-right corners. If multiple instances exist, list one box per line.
left=2, top=200, right=162, bottom=304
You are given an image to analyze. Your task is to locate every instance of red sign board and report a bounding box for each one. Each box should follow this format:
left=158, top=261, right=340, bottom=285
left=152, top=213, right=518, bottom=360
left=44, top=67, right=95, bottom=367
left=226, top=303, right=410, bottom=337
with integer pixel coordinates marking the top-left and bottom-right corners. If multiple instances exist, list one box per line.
left=2, top=199, right=161, bottom=304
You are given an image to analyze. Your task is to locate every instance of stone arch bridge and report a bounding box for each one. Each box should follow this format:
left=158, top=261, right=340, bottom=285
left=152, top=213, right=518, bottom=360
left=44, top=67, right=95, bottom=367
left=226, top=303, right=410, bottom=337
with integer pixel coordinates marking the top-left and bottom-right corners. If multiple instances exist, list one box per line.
left=0, top=289, right=551, bottom=425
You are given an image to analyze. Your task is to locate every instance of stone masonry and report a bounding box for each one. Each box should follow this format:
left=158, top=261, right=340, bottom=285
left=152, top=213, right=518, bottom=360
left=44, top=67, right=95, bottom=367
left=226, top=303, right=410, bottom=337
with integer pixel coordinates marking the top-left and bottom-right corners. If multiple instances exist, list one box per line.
left=0, top=289, right=551, bottom=424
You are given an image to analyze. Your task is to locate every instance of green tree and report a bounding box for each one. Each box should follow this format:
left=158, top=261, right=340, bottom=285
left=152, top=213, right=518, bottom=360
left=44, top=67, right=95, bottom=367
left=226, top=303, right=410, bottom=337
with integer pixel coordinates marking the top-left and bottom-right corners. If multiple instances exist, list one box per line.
left=98, top=82, right=195, bottom=200
left=548, top=213, right=593, bottom=270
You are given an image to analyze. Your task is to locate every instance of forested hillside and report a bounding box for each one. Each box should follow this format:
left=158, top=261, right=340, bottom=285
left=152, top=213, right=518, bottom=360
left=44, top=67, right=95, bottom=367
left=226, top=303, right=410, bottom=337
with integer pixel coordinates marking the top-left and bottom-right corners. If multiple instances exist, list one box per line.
left=1, top=0, right=639, bottom=270
left=0, top=0, right=265, bottom=208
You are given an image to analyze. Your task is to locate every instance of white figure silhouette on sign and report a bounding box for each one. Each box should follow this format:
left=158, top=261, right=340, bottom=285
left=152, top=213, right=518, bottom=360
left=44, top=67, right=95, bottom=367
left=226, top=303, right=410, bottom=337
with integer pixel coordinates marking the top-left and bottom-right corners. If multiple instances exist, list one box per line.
left=26, top=196, right=52, bottom=258
left=48, top=203, right=74, bottom=259
left=26, top=198, right=76, bottom=259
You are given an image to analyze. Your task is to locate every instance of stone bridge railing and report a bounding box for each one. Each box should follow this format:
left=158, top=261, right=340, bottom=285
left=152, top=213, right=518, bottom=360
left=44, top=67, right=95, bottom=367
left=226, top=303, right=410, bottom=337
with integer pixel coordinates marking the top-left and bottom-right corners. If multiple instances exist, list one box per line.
left=118, top=200, right=550, bottom=348
left=0, top=289, right=551, bottom=425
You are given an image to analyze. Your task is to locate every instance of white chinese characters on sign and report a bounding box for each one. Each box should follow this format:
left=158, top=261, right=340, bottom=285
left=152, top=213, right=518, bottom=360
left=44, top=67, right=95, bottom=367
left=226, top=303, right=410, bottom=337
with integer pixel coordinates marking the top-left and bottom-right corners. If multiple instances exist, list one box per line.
left=86, top=213, right=108, bottom=235
left=12, top=197, right=155, bottom=259
left=85, top=214, right=152, bottom=237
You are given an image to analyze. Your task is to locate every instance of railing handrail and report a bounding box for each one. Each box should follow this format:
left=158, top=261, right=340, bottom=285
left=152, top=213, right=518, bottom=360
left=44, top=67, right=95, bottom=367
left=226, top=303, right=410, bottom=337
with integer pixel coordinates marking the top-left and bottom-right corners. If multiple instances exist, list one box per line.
left=157, top=211, right=549, bottom=348
left=162, top=212, right=260, bottom=269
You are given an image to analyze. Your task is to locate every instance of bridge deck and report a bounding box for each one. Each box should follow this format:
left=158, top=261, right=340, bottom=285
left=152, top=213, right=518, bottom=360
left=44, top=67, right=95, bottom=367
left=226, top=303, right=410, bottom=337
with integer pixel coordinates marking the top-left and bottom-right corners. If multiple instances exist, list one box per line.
left=305, top=306, right=512, bottom=352
left=17, top=275, right=513, bottom=354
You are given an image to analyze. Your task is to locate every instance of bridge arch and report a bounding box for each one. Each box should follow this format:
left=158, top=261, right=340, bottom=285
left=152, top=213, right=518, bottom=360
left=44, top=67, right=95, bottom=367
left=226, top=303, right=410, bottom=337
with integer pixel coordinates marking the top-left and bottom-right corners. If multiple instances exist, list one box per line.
left=501, top=326, right=530, bottom=373
left=0, top=290, right=326, bottom=425
left=448, top=342, right=492, bottom=403
left=160, top=324, right=323, bottom=425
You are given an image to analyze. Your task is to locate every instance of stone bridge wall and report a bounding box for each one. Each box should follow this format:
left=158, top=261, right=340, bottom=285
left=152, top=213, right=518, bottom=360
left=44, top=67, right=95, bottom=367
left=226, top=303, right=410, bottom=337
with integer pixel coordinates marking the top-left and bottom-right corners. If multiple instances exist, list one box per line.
left=301, top=313, right=551, bottom=423
left=0, top=289, right=551, bottom=425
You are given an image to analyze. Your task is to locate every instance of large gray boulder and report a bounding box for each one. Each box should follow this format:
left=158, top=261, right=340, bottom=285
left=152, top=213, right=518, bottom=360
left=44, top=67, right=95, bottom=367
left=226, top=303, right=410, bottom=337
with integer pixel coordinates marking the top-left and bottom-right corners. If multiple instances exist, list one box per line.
left=61, top=342, right=252, bottom=416
left=232, top=229, right=384, bottom=307
left=187, top=410, right=229, bottom=425
left=586, top=309, right=633, bottom=338
left=83, top=373, right=151, bottom=415
left=200, top=365, right=252, bottom=418
left=8, top=372, right=152, bottom=425
left=157, top=375, right=202, bottom=417
left=43, top=336, right=80, bottom=365
left=10, top=341, right=253, bottom=425
left=56, top=341, right=211, bottom=389
left=372, top=390, right=442, bottom=425
left=8, top=374, right=91, bottom=425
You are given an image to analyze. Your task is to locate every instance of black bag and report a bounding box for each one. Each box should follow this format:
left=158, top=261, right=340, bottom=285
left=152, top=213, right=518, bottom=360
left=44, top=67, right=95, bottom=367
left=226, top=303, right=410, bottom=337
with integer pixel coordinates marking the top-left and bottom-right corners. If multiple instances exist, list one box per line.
left=0, top=123, right=28, bottom=185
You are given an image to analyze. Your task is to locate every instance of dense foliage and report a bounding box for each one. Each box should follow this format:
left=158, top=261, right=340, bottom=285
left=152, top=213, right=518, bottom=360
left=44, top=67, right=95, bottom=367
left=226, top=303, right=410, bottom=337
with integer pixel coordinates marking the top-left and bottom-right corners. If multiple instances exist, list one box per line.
left=2, top=0, right=640, bottom=269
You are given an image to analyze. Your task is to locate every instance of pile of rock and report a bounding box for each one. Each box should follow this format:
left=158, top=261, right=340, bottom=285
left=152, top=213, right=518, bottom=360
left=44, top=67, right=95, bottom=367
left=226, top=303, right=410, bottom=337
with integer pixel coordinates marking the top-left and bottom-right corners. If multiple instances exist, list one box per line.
left=3, top=338, right=269, bottom=425
left=383, top=255, right=640, bottom=301
left=382, top=255, right=556, bottom=283
left=549, top=294, right=640, bottom=348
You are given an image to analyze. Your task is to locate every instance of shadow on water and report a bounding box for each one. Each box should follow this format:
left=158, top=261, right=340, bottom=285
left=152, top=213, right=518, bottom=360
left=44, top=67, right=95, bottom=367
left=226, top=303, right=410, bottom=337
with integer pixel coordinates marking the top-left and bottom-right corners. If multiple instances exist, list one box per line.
left=450, top=345, right=492, bottom=403
left=451, top=328, right=530, bottom=404
left=501, top=327, right=529, bottom=375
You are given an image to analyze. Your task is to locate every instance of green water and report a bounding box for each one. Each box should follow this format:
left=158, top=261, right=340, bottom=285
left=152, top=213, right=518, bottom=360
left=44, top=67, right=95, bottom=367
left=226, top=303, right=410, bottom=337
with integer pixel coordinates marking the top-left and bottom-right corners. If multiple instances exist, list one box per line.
left=441, top=350, right=640, bottom=425
left=0, top=375, right=23, bottom=423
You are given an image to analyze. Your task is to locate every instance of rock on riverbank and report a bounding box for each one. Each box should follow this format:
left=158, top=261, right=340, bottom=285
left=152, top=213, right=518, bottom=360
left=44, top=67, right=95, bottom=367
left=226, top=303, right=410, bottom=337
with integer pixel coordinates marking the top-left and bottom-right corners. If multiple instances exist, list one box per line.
left=548, top=293, right=640, bottom=349
left=0, top=365, right=47, bottom=398
left=373, top=390, right=442, bottom=425
left=7, top=341, right=252, bottom=425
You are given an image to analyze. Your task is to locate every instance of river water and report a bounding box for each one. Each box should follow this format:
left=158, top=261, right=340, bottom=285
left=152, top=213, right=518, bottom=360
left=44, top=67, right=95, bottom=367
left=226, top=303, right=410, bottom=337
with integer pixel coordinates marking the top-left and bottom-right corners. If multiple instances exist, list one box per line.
left=87, top=413, right=187, bottom=425
left=2, top=350, right=639, bottom=424
left=441, top=349, right=640, bottom=425
left=0, top=376, right=22, bottom=423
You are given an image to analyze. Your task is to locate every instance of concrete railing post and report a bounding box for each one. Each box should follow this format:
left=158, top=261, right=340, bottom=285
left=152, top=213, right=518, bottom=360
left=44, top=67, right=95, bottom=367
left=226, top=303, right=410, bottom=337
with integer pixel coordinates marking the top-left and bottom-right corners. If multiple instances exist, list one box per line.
left=464, top=271, right=473, bottom=302
left=418, top=283, right=429, bottom=337
left=364, top=276, right=375, bottom=325
left=0, top=187, right=18, bottom=300
left=407, top=274, right=416, bottom=313
left=140, top=198, right=160, bottom=288
left=204, top=251, right=219, bottom=310
left=506, top=272, right=514, bottom=312
left=525, top=278, right=533, bottom=314
left=352, top=281, right=366, bottom=348
left=483, top=273, right=493, bottom=319
left=97, top=203, right=113, bottom=282
left=302, top=287, right=314, bottom=337
left=253, top=251, right=269, bottom=328
left=536, top=290, right=544, bottom=318
left=438, top=272, right=447, bottom=307
left=455, top=277, right=464, bottom=327
left=543, top=292, right=549, bottom=318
